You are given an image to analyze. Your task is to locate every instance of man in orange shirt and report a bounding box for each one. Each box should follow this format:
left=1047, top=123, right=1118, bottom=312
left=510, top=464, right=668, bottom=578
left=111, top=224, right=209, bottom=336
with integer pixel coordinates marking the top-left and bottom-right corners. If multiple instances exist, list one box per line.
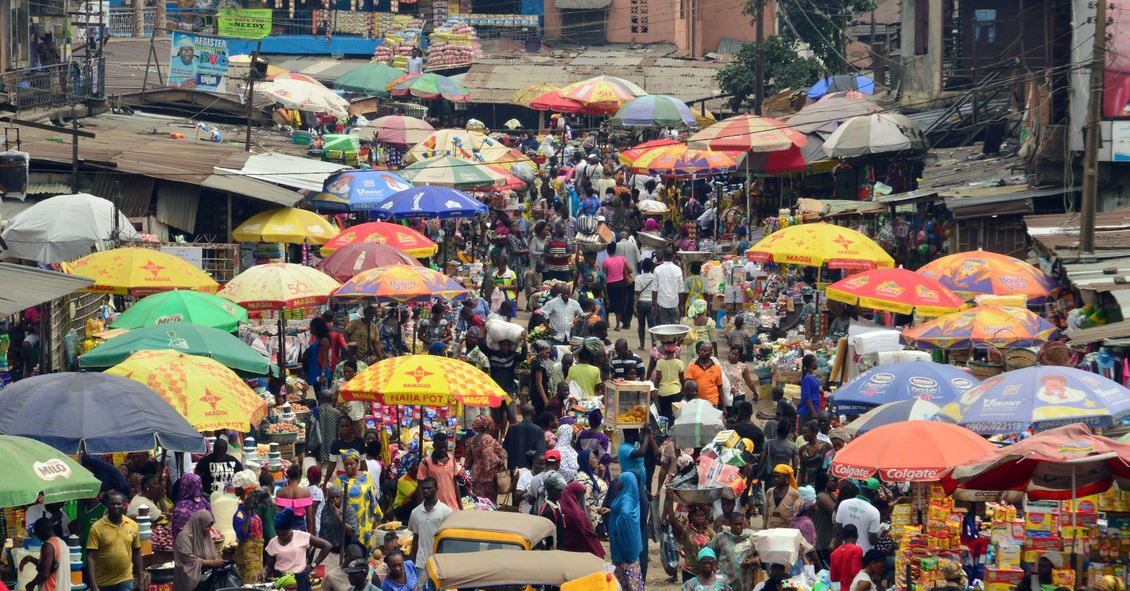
left=685, top=342, right=724, bottom=410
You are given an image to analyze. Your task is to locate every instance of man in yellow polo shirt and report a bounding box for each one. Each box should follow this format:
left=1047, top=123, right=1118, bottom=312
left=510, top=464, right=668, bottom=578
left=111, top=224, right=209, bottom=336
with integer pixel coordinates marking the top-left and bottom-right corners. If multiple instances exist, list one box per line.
left=86, top=492, right=142, bottom=591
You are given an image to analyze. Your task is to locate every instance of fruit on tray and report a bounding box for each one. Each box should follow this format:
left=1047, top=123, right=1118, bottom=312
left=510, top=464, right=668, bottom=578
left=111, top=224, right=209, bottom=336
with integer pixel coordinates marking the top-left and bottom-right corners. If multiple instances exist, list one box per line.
left=290, top=402, right=309, bottom=413
left=620, top=406, right=648, bottom=422
left=265, top=423, right=300, bottom=434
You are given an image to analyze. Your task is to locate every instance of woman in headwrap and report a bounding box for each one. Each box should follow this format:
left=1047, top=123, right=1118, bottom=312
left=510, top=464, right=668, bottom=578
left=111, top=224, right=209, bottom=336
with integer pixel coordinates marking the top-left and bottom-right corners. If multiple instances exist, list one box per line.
left=554, top=424, right=579, bottom=481
left=337, top=449, right=380, bottom=551
left=790, top=486, right=819, bottom=550
left=537, top=471, right=568, bottom=546
left=233, top=471, right=266, bottom=583
left=560, top=481, right=604, bottom=558
left=390, top=453, right=420, bottom=523
left=171, top=473, right=211, bottom=538
left=764, top=464, right=800, bottom=530
left=574, top=449, right=608, bottom=530
left=609, top=473, right=644, bottom=591
left=266, top=509, right=333, bottom=591
left=466, top=415, right=506, bottom=502
left=665, top=501, right=714, bottom=584
left=575, top=409, right=611, bottom=460
left=173, top=510, right=224, bottom=591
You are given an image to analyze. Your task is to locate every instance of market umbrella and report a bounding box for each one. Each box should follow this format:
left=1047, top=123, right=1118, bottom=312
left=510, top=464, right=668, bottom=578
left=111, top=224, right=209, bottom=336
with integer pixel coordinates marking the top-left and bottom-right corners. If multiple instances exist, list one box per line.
left=825, top=267, right=965, bottom=317
left=310, top=170, right=415, bottom=212
left=387, top=73, right=470, bottom=102
left=829, top=421, right=994, bottom=482
left=372, top=186, right=488, bottom=220
left=79, top=321, right=275, bottom=376
left=831, top=360, right=980, bottom=415
left=688, top=114, right=807, bottom=153
left=630, top=145, right=742, bottom=178
left=954, top=424, right=1130, bottom=500
left=0, top=193, right=139, bottom=264
left=900, top=305, right=1058, bottom=350
left=341, top=354, right=507, bottom=406
left=334, top=264, right=469, bottom=303
left=823, top=113, right=926, bottom=157
left=530, top=91, right=594, bottom=114
left=334, top=63, right=406, bottom=98
left=405, top=129, right=510, bottom=164
left=64, top=247, right=219, bottom=296
left=559, top=75, right=646, bottom=108
left=807, top=74, right=875, bottom=100
left=619, top=138, right=681, bottom=166
left=512, top=83, right=559, bottom=107
left=0, top=436, right=101, bottom=507
left=220, top=263, right=340, bottom=311
left=257, top=78, right=349, bottom=118
left=611, top=95, right=698, bottom=127
left=917, top=250, right=1057, bottom=301
left=503, top=118, right=522, bottom=130
left=316, top=242, right=422, bottom=282
left=320, top=221, right=437, bottom=257
left=355, top=115, right=435, bottom=148
left=110, top=290, right=247, bottom=332
left=271, top=72, right=320, bottom=84
left=490, top=148, right=536, bottom=172
left=747, top=222, right=894, bottom=270
left=484, top=165, right=527, bottom=191
left=105, top=350, right=268, bottom=433
left=232, top=207, right=339, bottom=244
left=939, top=366, right=1130, bottom=434
left=0, top=373, right=205, bottom=454
left=398, top=156, right=508, bottom=189
left=843, top=399, right=957, bottom=436
left=787, top=95, right=883, bottom=135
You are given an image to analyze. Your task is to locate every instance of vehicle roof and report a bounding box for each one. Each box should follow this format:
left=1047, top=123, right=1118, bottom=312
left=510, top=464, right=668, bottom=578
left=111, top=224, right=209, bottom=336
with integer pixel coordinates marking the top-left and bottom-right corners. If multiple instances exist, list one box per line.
left=436, top=510, right=556, bottom=544
left=427, top=550, right=609, bottom=588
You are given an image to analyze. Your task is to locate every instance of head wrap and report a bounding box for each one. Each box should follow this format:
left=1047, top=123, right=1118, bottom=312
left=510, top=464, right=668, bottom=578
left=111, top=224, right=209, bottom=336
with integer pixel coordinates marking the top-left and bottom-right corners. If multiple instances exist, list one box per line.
left=554, top=425, right=580, bottom=480
left=697, top=547, right=718, bottom=562
left=544, top=470, right=568, bottom=492
left=173, top=510, right=218, bottom=591
left=230, top=469, right=258, bottom=491
left=340, top=448, right=361, bottom=461
left=609, top=473, right=643, bottom=564
left=398, top=452, right=420, bottom=477
left=773, top=464, right=797, bottom=489
left=644, top=218, right=659, bottom=231
left=577, top=448, right=596, bottom=482
left=687, top=298, right=708, bottom=318
left=274, top=508, right=300, bottom=530
left=325, top=485, right=342, bottom=496
left=587, top=408, right=603, bottom=429
left=429, top=341, right=447, bottom=355
left=472, top=414, right=494, bottom=434
left=828, top=428, right=851, bottom=444
left=795, top=486, right=817, bottom=513
left=274, top=574, right=298, bottom=590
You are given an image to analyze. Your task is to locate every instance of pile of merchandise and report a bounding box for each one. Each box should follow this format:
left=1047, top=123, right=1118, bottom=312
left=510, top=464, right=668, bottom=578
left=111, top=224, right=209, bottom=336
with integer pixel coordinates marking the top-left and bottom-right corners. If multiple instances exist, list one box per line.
left=426, top=19, right=482, bottom=68
left=372, top=15, right=425, bottom=67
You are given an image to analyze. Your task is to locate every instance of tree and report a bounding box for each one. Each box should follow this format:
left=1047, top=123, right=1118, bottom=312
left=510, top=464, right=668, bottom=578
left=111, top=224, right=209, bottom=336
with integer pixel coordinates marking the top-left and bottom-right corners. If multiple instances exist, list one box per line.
left=773, top=0, right=877, bottom=72
left=716, top=36, right=823, bottom=112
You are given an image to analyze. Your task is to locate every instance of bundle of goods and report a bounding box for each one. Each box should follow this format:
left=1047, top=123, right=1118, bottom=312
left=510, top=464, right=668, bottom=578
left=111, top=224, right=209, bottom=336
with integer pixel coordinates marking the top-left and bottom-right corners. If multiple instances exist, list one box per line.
left=666, top=429, right=751, bottom=504
left=426, top=20, right=482, bottom=68
left=372, top=15, right=424, bottom=65
left=365, top=403, right=458, bottom=445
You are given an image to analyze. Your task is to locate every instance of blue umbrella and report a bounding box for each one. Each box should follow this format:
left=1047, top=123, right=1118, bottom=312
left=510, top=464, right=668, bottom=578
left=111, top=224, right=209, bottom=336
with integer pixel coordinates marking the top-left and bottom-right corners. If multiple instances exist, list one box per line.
left=374, top=186, right=488, bottom=220
left=311, top=170, right=416, bottom=212
left=844, top=399, right=957, bottom=436
left=940, top=366, right=1130, bottom=434
left=807, top=75, right=875, bottom=100
left=0, top=373, right=205, bottom=454
left=832, top=360, right=979, bottom=415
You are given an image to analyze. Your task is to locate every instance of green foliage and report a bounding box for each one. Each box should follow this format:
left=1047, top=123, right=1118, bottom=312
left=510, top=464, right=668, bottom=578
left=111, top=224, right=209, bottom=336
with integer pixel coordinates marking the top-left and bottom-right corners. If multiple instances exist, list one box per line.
left=772, top=0, right=877, bottom=72
left=715, top=36, right=823, bottom=112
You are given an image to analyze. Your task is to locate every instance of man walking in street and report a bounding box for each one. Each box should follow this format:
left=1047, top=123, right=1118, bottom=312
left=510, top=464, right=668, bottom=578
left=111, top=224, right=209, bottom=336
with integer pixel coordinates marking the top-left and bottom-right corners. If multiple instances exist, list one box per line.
left=86, top=493, right=141, bottom=591
left=654, top=249, right=684, bottom=325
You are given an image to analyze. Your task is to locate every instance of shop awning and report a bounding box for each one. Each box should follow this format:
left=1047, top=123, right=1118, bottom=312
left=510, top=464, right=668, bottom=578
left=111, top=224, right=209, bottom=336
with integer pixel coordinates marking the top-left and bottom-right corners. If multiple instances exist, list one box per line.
left=214, top=153, right=350, bottom=194
left=0, top=263, right=94, bottom=316
left=201, top=174, right=306, bottom=207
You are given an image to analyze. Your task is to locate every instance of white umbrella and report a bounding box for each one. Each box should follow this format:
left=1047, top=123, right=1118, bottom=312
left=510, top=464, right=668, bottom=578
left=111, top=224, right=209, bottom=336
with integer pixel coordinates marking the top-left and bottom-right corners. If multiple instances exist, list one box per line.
left=258, top=78, right=349, bottom=118
left=822, top=113, right=926, bottom=157
left=0, top=193, right=138, bottom=264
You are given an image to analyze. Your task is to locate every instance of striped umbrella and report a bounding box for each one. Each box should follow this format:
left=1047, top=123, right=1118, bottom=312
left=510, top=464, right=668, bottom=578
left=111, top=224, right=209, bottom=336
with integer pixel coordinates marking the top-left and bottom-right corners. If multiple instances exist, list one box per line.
left=397, top=155, right=508, bottom=189
left=334, top=63, right=406, bottom=98
left=530, top=90, right=601, bottom=114
left=559, top=75, right=646, bottom=105
left=630, top=144, right=742, bottom=178
left=513, top=83, right=559, bottom=107
left=619, top=138, right=681, bottom=166
left=611, top=95, right=697, bottom=127
left=320, top=221, right=437, bottom=257
left=688, top=114, right=807, bottom=153
left=405, top=129, right=509, bottom=164
left=334, top=264, right=468, bottom=303
left=900, top=305, right=1058, bottom=350
left=387, top=73, right=469, bottom=102
left=357, top=115, right=435, bottom=148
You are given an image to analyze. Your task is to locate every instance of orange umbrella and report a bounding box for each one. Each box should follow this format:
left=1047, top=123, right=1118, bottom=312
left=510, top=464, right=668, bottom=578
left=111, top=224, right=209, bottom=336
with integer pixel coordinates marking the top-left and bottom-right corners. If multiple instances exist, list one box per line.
left=320, top=221, right=437, bottom=258
left=829, top=422, right=994, bottom=482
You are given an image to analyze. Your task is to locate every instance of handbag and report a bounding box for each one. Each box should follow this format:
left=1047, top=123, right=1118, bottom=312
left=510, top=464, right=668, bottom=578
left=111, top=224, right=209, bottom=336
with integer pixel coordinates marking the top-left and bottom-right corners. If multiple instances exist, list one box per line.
left=660, top=525, right=680, bottom=576
left=196, top=562, right=241, bottom=591
left=495, top=468, right=513, bottom=495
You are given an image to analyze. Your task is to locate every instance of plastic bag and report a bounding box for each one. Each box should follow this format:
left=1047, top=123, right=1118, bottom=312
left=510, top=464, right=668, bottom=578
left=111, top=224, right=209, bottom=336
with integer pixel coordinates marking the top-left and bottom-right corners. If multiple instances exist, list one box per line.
left=660, top=525, right=679, bottom=576
left=199, top=563, right=241, bottom=591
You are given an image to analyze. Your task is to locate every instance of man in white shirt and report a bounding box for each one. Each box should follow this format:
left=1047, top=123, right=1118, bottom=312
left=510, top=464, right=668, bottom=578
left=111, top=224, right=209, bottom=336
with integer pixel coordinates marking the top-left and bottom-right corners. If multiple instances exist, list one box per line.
left=408, top=476, right=453, bottom=567
left=407, top=48, right=424, bottom=74
left=653, top=249, right=684, bottom=325
left=538, top=284, right=583, bottom=343
left=834, top=481, right=881, bottom=553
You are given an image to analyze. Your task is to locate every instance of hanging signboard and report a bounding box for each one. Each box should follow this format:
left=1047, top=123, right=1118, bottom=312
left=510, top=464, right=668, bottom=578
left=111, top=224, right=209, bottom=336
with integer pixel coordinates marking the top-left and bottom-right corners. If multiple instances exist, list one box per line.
left=167, top=31, right=230, bottom=93
left=217, top=9, right=273, bottom=40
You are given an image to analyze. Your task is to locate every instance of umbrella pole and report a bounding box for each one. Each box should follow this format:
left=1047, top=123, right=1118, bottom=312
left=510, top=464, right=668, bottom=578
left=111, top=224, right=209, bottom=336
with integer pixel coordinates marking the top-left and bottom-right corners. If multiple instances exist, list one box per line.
left=419, top=404, right=425, bottom=455
left=1071, top=463, right=1078, bottom=556
left=278, top=314, right=286, bottom=380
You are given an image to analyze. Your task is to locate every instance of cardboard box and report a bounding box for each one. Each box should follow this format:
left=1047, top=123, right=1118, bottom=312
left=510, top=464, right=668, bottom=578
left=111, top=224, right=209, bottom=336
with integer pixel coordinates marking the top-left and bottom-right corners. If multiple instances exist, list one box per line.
left=1022, top=537, right=1063, bottom=564
left=985, top=567, right=1026, bottom=591
left=997, top=544, right=1023, bottom=570
left=1061, top=495, right=1099, bottom=514
left=1026, top=511, right=1060, bottom=538
left=712, top=429, right=740, bottom=448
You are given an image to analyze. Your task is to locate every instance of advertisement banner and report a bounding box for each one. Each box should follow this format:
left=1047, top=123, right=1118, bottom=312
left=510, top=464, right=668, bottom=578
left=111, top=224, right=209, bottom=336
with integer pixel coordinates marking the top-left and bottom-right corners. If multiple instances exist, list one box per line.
left=217, top=8, right=273, bottom=40
left=167, top=32, right=230, bottom=93
left=1105, top=1, right=1130, bottom=117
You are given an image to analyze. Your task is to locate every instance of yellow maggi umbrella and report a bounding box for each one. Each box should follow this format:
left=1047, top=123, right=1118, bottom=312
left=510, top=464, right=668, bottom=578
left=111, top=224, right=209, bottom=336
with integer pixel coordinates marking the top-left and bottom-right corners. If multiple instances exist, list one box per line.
left=341, top=354, right=508, bottom=407
left=748, top=222, right=894, bottom=270
left=219, top=263, right=340, bottom=311
left=105, top=349, right=267, bottom=432
left=64, top=247, right=219, bottom=296
left=232, top=208, right=339, bottom=245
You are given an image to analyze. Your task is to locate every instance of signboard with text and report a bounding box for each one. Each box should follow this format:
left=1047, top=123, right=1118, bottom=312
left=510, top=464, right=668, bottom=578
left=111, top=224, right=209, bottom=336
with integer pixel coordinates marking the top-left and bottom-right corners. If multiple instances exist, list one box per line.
left=217, top=8, right=273, bottom=40
left=167, top=31, right=230, bottom=93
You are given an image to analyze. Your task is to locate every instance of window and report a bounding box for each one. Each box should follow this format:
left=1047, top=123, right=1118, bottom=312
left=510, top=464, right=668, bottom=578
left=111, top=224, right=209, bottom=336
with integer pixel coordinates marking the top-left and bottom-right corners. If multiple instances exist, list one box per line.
left=631, top=0, right=649, bottom=33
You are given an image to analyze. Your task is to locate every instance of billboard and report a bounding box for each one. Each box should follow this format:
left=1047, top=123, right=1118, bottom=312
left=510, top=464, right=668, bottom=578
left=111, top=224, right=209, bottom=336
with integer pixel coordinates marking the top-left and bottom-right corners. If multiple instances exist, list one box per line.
left=217, top=8, right=273, bottom=40
left=167, top=32, right=230, bottom=93
left=1105, top=1, right=1130, bottom=117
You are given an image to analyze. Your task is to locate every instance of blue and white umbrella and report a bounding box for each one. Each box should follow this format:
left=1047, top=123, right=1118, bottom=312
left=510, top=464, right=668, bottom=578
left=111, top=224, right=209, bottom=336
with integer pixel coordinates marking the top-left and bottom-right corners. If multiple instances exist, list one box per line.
left=844, top=400, right=956, bottom=436
left=940, top=366, right=1130, bottom=434
left=311, top=170, right=416, bottom=212
left=374, top=186, right=488, bottom=220
left=832, top=360, right=979, bottom=415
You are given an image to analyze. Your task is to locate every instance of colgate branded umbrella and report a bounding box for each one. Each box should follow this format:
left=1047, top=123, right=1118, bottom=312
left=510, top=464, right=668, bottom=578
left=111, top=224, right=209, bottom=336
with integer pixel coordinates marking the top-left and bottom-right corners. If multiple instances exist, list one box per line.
left=829, top=421, right=994, bottom=482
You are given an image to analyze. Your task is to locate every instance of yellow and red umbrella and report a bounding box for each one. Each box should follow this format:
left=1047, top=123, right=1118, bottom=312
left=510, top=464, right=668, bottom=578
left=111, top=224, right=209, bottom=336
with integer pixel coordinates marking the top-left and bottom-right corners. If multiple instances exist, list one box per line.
left=334, top=264, right=468, bottom=303
left=219, top=263, right=341, bottom=310
left=748, top=222, right=894, bottom=270
left=629, top=144, right=742, bottom=178
left=341, top=354, right=508, bottom=407
left=232, top=207, right=339, bottom=245
left=688, top=114, right=807, bottom=153
left=559, top=75, right=646, bottom=106
left=320, top=221, right=437, bottom=258
left=825, top=268, right=965, bottom=317
left=105, top=349, right=267, bottom=432
left=513, top=83, right=560, bottom=107
left=619, top=138, right=681, bottom=166
left=64, top=247, right=219, bottom=296
left=900, top=305, right=1058, bottom=350
left=917, top=250, right=1057, bottom=301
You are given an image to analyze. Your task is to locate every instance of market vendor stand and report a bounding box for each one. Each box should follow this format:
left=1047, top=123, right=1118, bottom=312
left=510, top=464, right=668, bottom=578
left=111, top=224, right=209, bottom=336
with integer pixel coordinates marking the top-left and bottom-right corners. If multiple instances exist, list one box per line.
left=604, top=380, right=652, bottom=448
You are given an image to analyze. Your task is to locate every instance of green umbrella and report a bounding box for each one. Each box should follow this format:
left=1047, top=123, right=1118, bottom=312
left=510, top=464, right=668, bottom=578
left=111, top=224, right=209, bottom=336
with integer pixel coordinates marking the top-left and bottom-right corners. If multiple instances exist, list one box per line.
left=110, top=290, right=249, bottom=332
left=0, top=435, right=100, bottom=507
left=79, top=321, right=275, bottom=376
left=398, top=156, right=507, bottom=189
left=334, top=63, right=406, bottom=98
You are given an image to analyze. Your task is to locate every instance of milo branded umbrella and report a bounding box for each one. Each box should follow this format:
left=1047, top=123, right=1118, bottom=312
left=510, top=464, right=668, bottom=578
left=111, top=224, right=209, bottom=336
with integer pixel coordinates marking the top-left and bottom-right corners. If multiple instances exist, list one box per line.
left=0, top=435, right=101, bottom=506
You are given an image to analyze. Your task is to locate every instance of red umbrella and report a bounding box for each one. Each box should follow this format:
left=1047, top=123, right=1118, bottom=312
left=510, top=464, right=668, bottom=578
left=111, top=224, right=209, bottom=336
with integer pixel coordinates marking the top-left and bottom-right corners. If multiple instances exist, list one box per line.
left=952, top=424, right=1130, bottom=500
left=829, top=421, right=994, bottom=482
left=315, top=242, right=422, bottom=282
left=530, top=90, right=616, bottom=115
left=741, top=147, right=808, bottom=174
left=619, top=138, right=681, bottom=165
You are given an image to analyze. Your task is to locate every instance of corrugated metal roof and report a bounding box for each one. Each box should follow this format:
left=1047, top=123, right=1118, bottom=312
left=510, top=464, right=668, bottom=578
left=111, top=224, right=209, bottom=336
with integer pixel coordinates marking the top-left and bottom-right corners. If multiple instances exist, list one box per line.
left=1067, top=319, right=1130, bottom=345
left=201, top=174, right=305, bottom=207
left=0, top=262, right=94, bottom=316
left=217, top=153, right=350, bottom=193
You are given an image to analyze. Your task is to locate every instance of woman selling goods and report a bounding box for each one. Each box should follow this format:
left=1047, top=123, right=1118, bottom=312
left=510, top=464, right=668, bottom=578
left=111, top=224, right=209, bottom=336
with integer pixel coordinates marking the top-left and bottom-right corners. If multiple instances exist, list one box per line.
left=337, top=449, right=380, bottom=550
left=173, top=510, right=225, bottom=591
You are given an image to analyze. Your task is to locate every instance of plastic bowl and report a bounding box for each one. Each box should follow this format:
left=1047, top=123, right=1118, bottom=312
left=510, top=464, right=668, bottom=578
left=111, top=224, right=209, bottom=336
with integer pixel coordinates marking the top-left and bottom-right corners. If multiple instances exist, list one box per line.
left=650, top=324, right=691, bottom=343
